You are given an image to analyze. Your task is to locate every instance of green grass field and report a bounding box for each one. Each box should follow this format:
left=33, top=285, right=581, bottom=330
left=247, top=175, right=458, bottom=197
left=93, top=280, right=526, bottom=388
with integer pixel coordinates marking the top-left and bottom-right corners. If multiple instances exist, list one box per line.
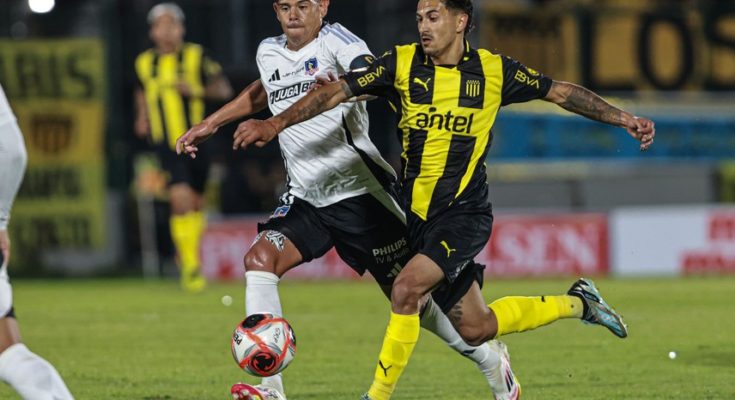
left=1, top=277, right=733, bottom=399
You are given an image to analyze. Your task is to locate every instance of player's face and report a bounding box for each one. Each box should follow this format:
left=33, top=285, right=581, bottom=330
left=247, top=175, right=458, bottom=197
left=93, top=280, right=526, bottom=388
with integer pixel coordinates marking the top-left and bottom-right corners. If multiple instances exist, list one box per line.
left=273, top=0, right=328, bottom=46
left=149, top=13, right=184, bottom=51
left=416, top=0, right=466, bottom=58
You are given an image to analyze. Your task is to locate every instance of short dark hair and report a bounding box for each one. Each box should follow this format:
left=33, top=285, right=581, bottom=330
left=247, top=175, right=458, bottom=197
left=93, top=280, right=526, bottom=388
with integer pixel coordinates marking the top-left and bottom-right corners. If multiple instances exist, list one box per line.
left=443, top=0, right=474, bottom=34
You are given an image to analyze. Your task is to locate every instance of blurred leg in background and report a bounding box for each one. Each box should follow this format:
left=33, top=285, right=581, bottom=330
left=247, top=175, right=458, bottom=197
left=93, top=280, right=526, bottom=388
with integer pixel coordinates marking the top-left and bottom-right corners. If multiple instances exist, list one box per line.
left=162, top=146, right=210, bottom=293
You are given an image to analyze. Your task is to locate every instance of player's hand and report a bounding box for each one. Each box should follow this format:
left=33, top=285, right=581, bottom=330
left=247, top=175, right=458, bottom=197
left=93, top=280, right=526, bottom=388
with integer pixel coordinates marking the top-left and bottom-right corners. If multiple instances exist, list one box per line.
left=309, top=71, right=338, bottom=93
left=624, top=116, right=655, bottom=152
left=232, top=119, right=278, bottom=150
left=176, top=121, right=218, bottom=158
left=0, top=229, right=10, bottom=269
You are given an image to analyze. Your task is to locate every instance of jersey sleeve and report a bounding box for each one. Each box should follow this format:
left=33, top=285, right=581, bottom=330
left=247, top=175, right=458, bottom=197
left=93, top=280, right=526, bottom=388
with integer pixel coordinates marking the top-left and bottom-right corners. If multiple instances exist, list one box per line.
left=500, top=56, right=552, bottom=106
left=325, top=23, right=375, bottom=74
left=342, top=48, right=397, bottom=98
left=255, top=43, right=267, bottom=85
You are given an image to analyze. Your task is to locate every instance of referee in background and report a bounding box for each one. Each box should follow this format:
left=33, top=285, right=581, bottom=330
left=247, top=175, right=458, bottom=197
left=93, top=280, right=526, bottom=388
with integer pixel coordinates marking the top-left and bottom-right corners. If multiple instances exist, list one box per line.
left=134, top=3, right=233, bottom=292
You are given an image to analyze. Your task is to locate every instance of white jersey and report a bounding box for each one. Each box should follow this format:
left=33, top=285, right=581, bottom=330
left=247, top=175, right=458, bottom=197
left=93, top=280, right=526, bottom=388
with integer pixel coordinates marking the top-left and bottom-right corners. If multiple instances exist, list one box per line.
left=257, top=23, right=396, bottom=208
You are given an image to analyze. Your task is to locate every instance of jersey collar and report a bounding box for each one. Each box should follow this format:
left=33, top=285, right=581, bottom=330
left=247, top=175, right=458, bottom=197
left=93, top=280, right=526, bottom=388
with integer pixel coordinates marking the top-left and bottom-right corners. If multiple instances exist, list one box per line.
left=418, top=39, right=476, bottom=68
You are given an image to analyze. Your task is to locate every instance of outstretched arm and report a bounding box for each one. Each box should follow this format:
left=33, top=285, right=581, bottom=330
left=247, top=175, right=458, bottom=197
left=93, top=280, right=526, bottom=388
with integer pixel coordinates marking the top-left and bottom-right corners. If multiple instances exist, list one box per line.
left=232, top=79, right=353, bottom=150
left=544, top=81, right=655, bottom=151
left=176, top=79, right=268, bottom=157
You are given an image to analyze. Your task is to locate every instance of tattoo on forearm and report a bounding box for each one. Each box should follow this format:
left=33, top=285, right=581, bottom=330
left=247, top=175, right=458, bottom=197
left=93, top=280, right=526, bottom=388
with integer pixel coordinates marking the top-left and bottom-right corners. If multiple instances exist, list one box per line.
left=293, top=90, right=330, bottom=124
left=282, top=81, right=352, bottom=128
left=559, top=84, right=624, bottom=126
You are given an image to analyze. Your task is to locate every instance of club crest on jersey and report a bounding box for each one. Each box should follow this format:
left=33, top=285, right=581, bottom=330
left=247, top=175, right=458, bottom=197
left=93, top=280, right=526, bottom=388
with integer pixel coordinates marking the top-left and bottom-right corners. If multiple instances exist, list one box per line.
left=304, top=57, right=319, bottom=76
left=271, top=205, right=291, bottom=218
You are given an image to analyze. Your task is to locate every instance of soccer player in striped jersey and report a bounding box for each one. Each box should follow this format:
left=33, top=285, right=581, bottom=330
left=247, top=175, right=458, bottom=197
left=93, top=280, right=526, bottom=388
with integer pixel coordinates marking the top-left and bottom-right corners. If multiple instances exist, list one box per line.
left=178, top=1, right=521, bottom=399
left=134, top=3, right=233, bottom=292
left=225, top=0, right=656, bottom=398
left=0, top=83, right=74, bottom=400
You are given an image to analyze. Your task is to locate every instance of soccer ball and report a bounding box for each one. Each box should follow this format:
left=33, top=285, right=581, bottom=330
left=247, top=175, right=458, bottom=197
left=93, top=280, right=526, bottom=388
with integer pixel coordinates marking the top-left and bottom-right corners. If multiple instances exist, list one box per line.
left=231, top=313, right=297, bottom=377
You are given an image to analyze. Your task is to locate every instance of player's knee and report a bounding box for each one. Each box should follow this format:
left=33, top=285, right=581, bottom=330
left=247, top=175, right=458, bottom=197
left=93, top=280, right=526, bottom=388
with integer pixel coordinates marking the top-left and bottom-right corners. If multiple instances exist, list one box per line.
left=243, top=247, right=277, bottom=273
left=391, top=275, right=424, bottom=312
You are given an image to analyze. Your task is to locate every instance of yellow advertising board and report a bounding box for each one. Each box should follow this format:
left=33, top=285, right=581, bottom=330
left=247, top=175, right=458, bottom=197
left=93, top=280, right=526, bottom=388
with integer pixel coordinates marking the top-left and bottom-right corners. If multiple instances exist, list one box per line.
left=0, top=39, right=106, bottom=266
left=481, top=2, right=735, bottom=91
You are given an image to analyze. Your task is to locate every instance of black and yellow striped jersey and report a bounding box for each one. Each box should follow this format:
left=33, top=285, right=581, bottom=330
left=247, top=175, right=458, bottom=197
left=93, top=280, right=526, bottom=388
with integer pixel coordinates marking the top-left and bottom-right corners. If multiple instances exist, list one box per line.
left=344, top=41, right=552, bottom=221
left=135, top=42, right=223, bottom=150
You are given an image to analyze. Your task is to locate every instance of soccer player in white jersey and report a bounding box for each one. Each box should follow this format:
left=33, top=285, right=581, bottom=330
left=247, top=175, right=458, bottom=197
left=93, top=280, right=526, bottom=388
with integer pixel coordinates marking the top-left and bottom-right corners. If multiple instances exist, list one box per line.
left=0, top=84, right=75, bottom=399
left=178, top=1, right=518, bottom=399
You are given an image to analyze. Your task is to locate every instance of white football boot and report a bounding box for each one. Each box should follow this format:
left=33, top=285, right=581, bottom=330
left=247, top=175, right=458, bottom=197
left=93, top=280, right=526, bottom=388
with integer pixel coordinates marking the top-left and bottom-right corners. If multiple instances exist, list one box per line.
left=488, top=341, right=521, bottom=400
left=231, top=383, right=286, bottom=400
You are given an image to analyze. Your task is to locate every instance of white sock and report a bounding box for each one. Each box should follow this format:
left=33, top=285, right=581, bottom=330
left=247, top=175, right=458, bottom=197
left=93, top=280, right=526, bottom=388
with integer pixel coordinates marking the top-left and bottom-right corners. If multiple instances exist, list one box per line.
left=0, top=343, right=74, bottom=400
left=420, top=299, right=502, bottom=392
left=245, top=271, right=284, bottom=395
left=245, top=271, right=283, bottom=316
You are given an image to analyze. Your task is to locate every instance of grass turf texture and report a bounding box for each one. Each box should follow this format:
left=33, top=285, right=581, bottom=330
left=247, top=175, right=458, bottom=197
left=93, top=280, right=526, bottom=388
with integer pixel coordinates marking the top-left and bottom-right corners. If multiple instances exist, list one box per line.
left=1, top=277, right=733, bottom=399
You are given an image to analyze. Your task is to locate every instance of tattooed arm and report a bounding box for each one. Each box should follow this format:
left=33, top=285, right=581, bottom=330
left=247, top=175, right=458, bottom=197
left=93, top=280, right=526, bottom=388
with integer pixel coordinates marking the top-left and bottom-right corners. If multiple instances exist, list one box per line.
left=232, top=79, right=353, bottom=149
left=544, top=81, right=656, bottom=151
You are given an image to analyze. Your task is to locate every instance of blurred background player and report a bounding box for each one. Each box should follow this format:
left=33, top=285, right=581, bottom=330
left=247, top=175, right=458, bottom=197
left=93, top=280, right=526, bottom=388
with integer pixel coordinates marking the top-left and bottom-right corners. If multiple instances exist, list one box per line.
left=179, top=1, right=519, bottom=399
left=134, top=2, right=233, bottom=292
left=0, top=83, right=74, bottom=399
left=227, top=0, right=656, bottom=398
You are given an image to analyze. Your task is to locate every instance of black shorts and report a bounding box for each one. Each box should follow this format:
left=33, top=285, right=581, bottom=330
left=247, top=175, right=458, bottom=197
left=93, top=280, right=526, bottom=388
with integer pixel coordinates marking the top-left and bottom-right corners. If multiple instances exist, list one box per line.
left=258, top=191, right=412, bottom=287
left=155, top=144, right=209, bottom=194
left=407, top=201, right=493, bottom=312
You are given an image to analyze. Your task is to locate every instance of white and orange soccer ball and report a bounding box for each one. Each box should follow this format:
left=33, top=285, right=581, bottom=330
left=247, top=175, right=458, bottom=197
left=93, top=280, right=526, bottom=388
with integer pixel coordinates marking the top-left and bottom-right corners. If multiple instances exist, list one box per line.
left=231, top=313, right=297, bottom=377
